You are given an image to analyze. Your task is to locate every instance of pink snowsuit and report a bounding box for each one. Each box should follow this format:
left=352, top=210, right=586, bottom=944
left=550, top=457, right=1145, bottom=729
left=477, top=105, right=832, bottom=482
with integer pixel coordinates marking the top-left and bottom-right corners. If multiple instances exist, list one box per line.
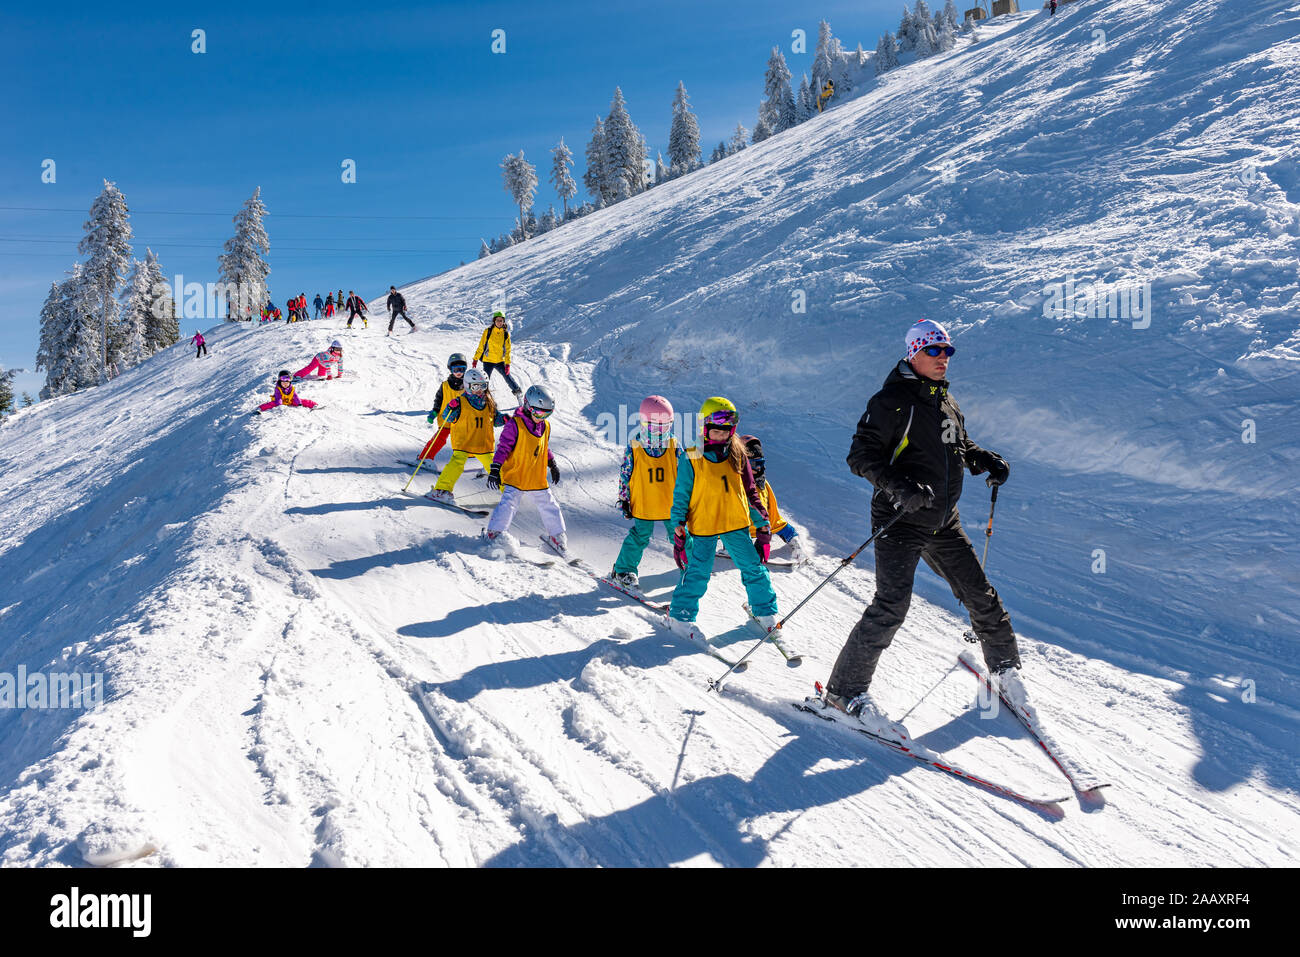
left=258, top=383, right=317, bottom=412
left=294, top=350, right=342, bottom=380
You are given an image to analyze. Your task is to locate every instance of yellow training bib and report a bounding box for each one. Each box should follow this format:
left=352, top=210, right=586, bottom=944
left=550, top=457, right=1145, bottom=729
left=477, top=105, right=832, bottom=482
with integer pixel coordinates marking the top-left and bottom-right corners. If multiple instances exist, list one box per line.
left=685, top=447, right=751, bottom=536
left=628, top=440, right=677, bottom=521
left=500, top=415, right=550, bottom=490
left=451, top=396, right=496, bottom=455
left=749, top=483, right=786, bottom=537
left=439, top=379, right=463, bottom=413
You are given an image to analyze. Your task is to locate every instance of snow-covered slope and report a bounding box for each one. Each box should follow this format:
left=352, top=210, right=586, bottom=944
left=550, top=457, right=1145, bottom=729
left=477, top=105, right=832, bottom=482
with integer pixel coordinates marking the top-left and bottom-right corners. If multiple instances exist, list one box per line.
left=1, top=0, right=1298, bottom=866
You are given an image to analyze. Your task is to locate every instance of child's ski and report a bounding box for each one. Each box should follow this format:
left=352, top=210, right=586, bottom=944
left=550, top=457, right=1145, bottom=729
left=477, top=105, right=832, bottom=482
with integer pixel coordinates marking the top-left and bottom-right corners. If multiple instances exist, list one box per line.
left=742, top=602, right=803, bottom=666
left=399, top=489, right=490, bottom=516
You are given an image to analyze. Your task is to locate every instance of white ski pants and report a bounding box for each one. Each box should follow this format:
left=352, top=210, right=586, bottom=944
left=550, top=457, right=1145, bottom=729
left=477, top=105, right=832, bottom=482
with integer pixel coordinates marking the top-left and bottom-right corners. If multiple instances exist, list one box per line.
left=487, top=485, right=567, bottom=539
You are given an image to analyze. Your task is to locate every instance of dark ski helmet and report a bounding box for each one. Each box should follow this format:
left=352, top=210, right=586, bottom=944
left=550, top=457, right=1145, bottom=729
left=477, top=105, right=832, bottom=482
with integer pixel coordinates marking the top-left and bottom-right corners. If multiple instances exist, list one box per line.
left=277, top=369, right=292, bottom=381
left=740, top=434, right=765, bottom=481
left=523, top=384, right=555, bottom=419
left=448, top=352, right=468, bottom=372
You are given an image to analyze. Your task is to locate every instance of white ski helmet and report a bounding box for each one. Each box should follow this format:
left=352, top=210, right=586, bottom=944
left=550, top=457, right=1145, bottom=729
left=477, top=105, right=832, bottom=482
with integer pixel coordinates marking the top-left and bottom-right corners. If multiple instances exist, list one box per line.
left=523, top=384, right=555, bottom=418
left=330, top=339, right=342, bottom=351
left=463, top=367, right=489, bottom=394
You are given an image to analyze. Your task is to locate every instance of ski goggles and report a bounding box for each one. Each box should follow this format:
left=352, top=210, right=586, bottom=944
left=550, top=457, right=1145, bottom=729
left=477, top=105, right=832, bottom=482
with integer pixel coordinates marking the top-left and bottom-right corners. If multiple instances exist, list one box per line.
left=701, top=411, right=737, bottom=429
left=278, top=375, right=293, bottom=382
left=467, top=382, right=488, bottom=394
left=449, top=364, right=467, bottom=374
left=920, top=344, right=955, bottom=357
left=528, top=406, right=553, bottom=420
left=748, top=456, right=766, bottom=471
left=643, top=419, right=673, bottom=433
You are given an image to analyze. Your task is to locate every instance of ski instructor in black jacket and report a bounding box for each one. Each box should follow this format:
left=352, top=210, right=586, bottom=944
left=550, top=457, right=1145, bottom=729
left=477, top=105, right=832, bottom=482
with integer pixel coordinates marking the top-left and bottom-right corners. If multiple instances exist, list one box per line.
left=825, top=319, right=1023, bottom=719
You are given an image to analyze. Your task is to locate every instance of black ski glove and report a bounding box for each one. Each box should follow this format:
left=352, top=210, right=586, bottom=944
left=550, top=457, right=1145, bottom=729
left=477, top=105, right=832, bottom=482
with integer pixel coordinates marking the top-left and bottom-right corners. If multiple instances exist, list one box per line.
left=618, top=498, right=633, bottom=520
left=754, top=526, right=772, bottom=564
left=487, top=465, right=502, bottom=491
left=968, top=448, right=1010, bottom=487
left=549, top=462, right=561, bottom=486
left=888, top=480, right=935, bottom=513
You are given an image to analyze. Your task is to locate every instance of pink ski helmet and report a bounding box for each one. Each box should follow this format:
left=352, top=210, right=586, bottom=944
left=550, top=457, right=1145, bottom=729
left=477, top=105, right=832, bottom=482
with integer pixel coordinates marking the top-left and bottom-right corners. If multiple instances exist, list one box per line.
left=639, top=395, right=674, bottom=448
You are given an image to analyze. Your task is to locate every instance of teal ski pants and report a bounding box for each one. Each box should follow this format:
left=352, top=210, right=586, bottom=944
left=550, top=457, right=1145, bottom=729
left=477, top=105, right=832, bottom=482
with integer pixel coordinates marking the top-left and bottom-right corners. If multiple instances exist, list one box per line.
left=669, top=528, right=777, bottom=622
left=613, top=519, right=678, bottom=575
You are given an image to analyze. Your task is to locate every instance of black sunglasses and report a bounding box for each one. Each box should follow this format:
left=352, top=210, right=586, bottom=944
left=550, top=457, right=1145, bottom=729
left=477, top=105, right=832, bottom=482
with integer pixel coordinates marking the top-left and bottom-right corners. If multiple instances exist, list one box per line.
left=921, top=344, right=955, bottom=357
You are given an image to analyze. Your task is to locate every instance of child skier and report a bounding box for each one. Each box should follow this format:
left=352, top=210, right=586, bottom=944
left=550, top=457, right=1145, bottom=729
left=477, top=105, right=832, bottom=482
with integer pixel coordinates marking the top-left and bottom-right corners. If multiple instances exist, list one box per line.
left=735, top=434, right=806, bottom=563
left=666, top=397, right=778, bottom=637
left=485, top=385, right=568, bottom=555
left=295, top=341, right=343, bottom=380
left=427, top=369, right=507, bottom=503
left=190, top=330, right=207, bottom=359
left=609, top=395, right=685, bottom=589
left=472, top=311, right=522, bottom=400
left=418, top=352, right=467, bottom=467
left=256, top=370, right=318, bottom=413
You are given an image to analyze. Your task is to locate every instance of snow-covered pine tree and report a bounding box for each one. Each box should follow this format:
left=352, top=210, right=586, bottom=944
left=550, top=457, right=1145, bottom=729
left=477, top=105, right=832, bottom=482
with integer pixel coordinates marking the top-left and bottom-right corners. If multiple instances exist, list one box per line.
left=935, top=11, right=957, bottom=52
left=0, top=364, right=15, bottom=418
left=583, top=116, right=612, bottom=204
left=876, top=31, right=901, bottom=73
left=654, top=152, right=668, bottom=185
left=752, top=110, right=774, bottom=144
left=604, top=87, right=645, bottom=201
left=550, top=138, right=578, bottom=217
left=540, top=205, right=558, bottom=231
left=829, top=35, right=854, bottom=94
left=37, top=265, right=101, bottom=399
left=141, top=250, right=179, bottom=354
left=729, top=122, right=749, bottom=154
left=796, top=74, right=814, bottom=122
left=217, top=187, right=271, bottom=321
left=855, top=42, right=868, bottom=67
left=78, top=180, right=133, bottom=379
left=667, top=81, right=702, bottom=176
left=913, top=0, right=939, bottom=57
left=478, top=240, right=491, bottom=259
left=898, top=4, right=917, bottom=52
left=763, top=47, right=797, bottom=134
left=117, top=258, right=151, bottom=369
left=942, top=0, right=960, bottom=28
left=811, top=20, right=835, bottom=100
left=710, top=141, right=726, bottom=163
left=501, top=151, right=539, bottom=239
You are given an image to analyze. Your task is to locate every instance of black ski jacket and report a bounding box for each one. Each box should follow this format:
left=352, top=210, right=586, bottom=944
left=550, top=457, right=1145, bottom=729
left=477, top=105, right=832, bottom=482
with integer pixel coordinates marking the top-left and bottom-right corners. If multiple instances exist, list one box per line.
left=848, top=360, right=991, bottom=531
left=387, top=292, right=406, bottom=312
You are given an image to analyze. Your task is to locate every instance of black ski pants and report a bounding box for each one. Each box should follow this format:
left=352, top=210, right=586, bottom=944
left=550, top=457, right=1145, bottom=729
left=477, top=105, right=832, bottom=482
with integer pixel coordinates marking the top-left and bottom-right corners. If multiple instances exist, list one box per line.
left=827, top=512, right=1020, bottom=698
left=388, top=308, right=414, bottom=332
left=482, top=361, right=520, bottom=395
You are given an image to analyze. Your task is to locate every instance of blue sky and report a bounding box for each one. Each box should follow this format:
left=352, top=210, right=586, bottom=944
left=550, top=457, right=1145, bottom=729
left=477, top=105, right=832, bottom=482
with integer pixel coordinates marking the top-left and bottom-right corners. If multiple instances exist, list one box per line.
left=2, top=0, right=902, bottom=397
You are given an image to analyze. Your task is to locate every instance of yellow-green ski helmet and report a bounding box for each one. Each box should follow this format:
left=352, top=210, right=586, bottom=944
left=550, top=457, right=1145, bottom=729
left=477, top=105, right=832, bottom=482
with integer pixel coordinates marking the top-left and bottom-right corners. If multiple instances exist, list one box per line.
left=699, top=396, right=738, bottom=434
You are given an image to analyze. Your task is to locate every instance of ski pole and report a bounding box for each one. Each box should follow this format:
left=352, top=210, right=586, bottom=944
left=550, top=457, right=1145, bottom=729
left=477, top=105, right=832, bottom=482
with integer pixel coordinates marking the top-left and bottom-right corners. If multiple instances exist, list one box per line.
left=964, top=485, right=1000, bottom=644
left=980, top=484, right=999, bottom=568
left=707, top=510, right=907, bottom=694
left=402, top=442, right=434, bottom=492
